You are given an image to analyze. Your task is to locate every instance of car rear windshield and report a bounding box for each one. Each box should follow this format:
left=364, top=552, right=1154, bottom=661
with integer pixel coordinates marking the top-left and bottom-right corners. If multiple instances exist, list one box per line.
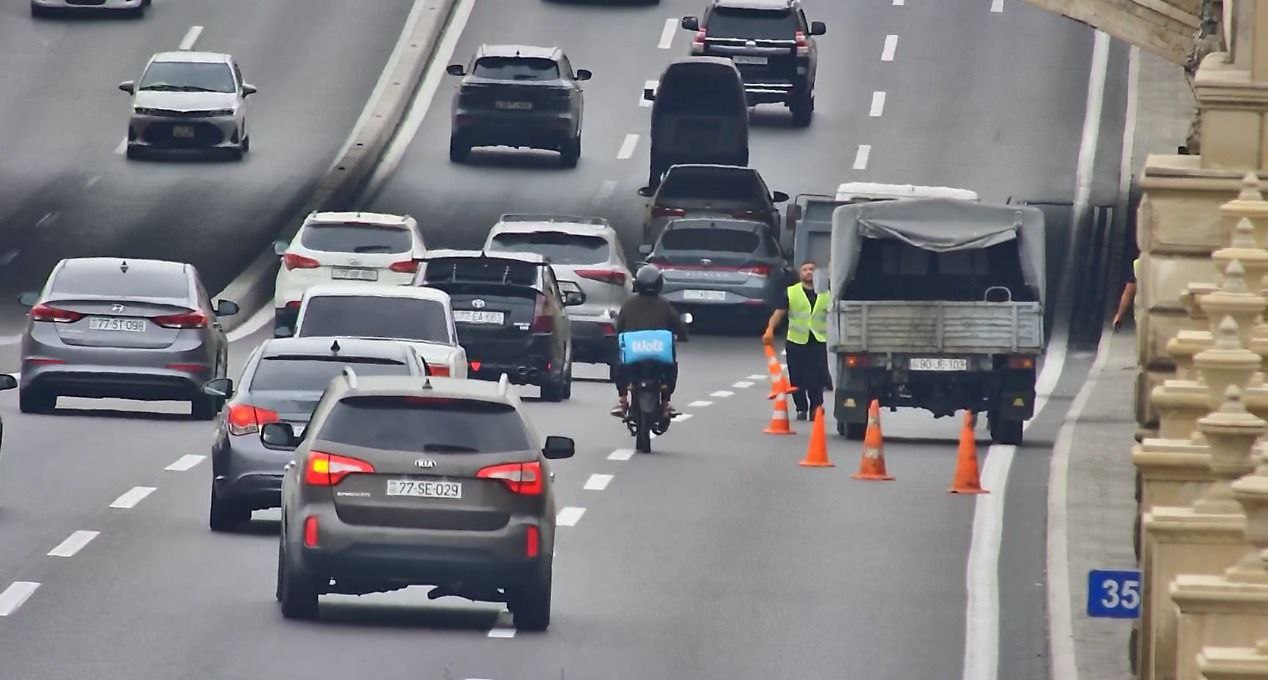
left=473, top=57, right=560, bottom=81
left=488, top=232, right=610, bottom=265
left=300, top=224, right=412, bottom=254
left=317, top=397, right=533, bottom=453
left=52, top=264, right=189, bottom=299
left=250, top=356, right=412, bottom=392
left=658, top=170, right=762, bottom=202
left=706, top=7, right=799, bottom=40
left=299, top=296, right=450, bottom=343
left=139, top=62, right=236, bottom=94
left=655, top=72, right=744, bottom=115
left=422, top=258, right=539, bottom=287
left=660, top=228, right=759, bottom=253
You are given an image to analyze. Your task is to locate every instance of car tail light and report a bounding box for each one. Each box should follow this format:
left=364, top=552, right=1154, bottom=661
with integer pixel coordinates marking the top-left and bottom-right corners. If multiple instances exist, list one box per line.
left=600, top=321, right=616, bottom=337
left=283, top=253, right=320, bottom=270
left=651, top=205, right=687, bottom=218
left=285, top=300, right=301, bottom=310
left=575, top=269, right=626, bottom=286
left=530, top=296, right=552, bottom=334
left=226, top=404, right=280, bottom=436
left=844, top=354, right=870, bottom=368
left=25, top=357, right=65, bottom=366
left=166, top=363, right=207, bottom=373
left=389, top=259, right=419, bottom=274
left=30, top=304, right=82, bottom=324
left=303, top=516, right=319, bottom=548
left=739, top=264, right=771, bottom=276
left=153, top=309, right=208, bottom=329
left=526, top=525, right=540, bottom=558
left=477, top=461, right=544, bottom=496
left=795, top=30, right=810, bottom=57
left=1008, top=355, right=1036, bottom=370
left=470, top=361, right=482, bottom=372
left=304, top=451, right=375, bottom=486
left=691, top=29, right=707, bottom=54
left=427, top=364, right=450, bottom=377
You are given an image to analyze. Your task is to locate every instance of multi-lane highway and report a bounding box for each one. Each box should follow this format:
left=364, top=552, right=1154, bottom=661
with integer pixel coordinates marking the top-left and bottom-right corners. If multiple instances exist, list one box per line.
left=0, top=1, right=1128, bottom=678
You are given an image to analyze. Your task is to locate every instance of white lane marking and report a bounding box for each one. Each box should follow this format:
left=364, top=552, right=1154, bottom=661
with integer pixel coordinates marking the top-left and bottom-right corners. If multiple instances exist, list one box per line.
left=109, top=486, right=156, bottom=509
left=226, top=304, right=274, bottom=343
left=362, top=0, right=477, bottom=197
left=48, top=530, right=99, bottom=558
left=114, top=138, right=128, bottom=155
left=178, top=25, right=203, bottom=50
left=881, top=35, right=898, bottom=62
left=640, top=80, right=657, bottom=108
left=869, top=91, right=886, bottom=117
left=1117, top=46, right=1141, bottom=224
left=709, top=390, right=733, bottom=398
left=732, top=381, right=753, bottom=389
left=1048, top=326, right=1113, bottom=680
left=36, top=211, right=58, bottom=228
left=672, top=413, right=693, bottom=422
left=853, top=145, right=871, bottom=170
left=487, top=628, right=516, bottom=639
left=616, top=134, right=640, bottom=160
left=165, top=454, right=206, bottom=472
left=990, top=0, right=1004, bottom=12
left=1072, top=31, right=1111, bottom=223
left=608, top=448, right=634, bottom=461
left=85, top=175, right=101, bottom=189
left=583, top=474, right=613, bottom=491
left=0, top=582, right=40, bottom=616
left=688, top=400, right=713, bottom=408
left=747, top=374, right=766, bottom=380
left=556, top=506, right=586, bottom=526
left=657, top=17, right=677, bottom=49
left=893, top=0, right=904, bottom=4
left=596, top=179, right=617, bottom=201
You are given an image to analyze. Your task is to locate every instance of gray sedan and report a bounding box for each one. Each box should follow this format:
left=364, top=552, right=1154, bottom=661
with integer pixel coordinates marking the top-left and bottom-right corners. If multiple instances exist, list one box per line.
left=18, top=257, right=238, bottom=418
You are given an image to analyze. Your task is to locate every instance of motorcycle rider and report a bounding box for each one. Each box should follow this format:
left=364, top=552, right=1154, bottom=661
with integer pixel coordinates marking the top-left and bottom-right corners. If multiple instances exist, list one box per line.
left=611, top=265, right=689, bottom=417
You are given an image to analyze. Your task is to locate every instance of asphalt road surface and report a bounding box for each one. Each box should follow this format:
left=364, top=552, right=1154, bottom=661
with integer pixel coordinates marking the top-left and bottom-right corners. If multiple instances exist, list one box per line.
left=0, top=1, right=1129, bottom=678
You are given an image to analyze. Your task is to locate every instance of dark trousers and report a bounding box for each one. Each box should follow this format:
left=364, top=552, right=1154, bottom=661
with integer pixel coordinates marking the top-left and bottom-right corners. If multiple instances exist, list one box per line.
left=785, top=339, right=829, bottom=415
left=791, top=382, right=824, bottom=415
left=615, top=362, right=678, bottom=398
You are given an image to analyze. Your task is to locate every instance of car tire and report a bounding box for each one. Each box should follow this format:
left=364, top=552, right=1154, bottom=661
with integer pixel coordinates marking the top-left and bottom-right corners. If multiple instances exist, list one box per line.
left=278, top=543, right=320, bottom=620
left=790, top=92, right=814, bottom=128
left=191, top=394, right=220, bottom=421
left=125, top=144, right=143, bottom=160
left=30, top=4, right=49, bottom=17
left=129, top=4, right=145, bottom=17
left=240, top=135, right=250, bottom=154
left=559, top=135, right=580, bottom=168
left=449, top=135, right=471, bottom=163
left=209, top=489, right=249, bottom=532
left=559, top=362, right=573, bottom=401
left=19, top=388, right=54, bottom=414
left=539, top=373, right=563, bottom=403
left=509, top=558, right=552, bottom=632
left=991, top=418, right=1024, bottom=446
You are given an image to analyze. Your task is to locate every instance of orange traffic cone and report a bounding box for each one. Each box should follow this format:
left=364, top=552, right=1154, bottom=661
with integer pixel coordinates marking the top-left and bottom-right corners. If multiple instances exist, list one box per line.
left=949, top=410, right=989, bottom=494
left=799, top=406, right=835, bottom=467
left=763, top=392, right=795, bottom=435
left=764, top=342, right=796, bottom=400
left=851, top=399, right=894, bottom=481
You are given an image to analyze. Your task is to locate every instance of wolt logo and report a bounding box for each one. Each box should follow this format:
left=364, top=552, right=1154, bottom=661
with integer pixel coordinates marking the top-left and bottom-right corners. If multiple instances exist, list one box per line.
left=631, top=339, right=664, bottom=353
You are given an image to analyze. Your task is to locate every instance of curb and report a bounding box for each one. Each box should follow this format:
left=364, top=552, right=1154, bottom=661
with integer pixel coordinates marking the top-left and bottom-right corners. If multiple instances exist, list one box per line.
left=218, top=0, right=459, bottom=333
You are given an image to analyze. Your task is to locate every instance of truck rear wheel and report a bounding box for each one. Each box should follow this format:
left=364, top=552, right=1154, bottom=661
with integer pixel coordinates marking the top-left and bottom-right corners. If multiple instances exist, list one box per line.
left=837, top=420, right=866, bottom=440
left=990, top=416, right=1023, bottom=446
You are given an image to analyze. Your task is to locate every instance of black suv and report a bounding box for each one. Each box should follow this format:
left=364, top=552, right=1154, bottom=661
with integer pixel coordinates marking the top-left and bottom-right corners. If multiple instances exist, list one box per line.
left=682, top=0, right=826, bottom=127
left=446, top=44, right=592, bottom=167
left=416, top=250, right=582, bottom=401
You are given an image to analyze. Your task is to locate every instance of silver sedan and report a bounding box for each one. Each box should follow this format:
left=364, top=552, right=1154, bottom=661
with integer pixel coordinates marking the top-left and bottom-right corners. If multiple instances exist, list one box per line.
left=31, top=0, right=149, bottom=17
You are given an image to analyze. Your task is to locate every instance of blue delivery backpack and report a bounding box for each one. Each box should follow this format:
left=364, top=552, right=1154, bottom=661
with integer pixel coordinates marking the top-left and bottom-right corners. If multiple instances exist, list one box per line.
left=618, top=330, right=675, bottom=365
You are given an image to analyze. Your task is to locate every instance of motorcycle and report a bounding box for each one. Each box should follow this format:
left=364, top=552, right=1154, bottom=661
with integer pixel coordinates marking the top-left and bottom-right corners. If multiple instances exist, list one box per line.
left=617, top=315, right=691, bottom=454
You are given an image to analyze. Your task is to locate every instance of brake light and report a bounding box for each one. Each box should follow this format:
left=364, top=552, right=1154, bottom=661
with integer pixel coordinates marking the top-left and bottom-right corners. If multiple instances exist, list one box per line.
left=477, top=461, right=544, bottom=495
left=691, top=29, right=707, bottom=54
left=226, top=404, right=280, bottom=436
left=739, top=264, right=771, bottom=276
left=470, top=361, right=482, bottom=372
left=30, top=304, right=82, bottom=324
left=844, top=354, right=870, bottom=368
left=304, top=451, right=375, bottom=486
left=303, top=516, right=319, bottom=548
left=153, top=309, right=208, bottom=329
left=575, top=269, right=626, bottom=286
left=600, top=322, right=616, bottom=337
left=283, top=253, right=320, bottom=270
left=389, top=259, right=419, bottom=274
left=526, top=525, right=540, bottom=558
left=795, top=30, right=809, bottom=56
left=651, top=206, right=687, bottom=218
left=427, top=364, right=451, bottom=377
left=285, top=300, right=301, bottom=310
left=530, top=296, right=552, bottom=333
left=1008, top=356, right=1036, bottom=370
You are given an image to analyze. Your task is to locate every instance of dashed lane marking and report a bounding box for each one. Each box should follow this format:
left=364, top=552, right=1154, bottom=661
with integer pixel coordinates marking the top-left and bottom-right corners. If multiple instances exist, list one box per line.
left=487, top=628, right=516, bottom=639
left=109, top=486, right=156, bottom=509
left=732, top=381, right=753, bottom=388
left=870, top=91, right=886, bottom=117
left=672, top=413, right=693, bottom=422
left=556, top=507, right=586, bottom=526
left=165, top=454, right=205, bottom=472
left=0, top=582, right=40, bottom=617
left=616, top=133, right=639, bottom=160
left=853, top=145, right=871, bottom=170
left=584, top=474, right=613, bottom=491
left=747, top=374, right=766, bottom=380
left=48, top=531, right=99, bottom=558
left=710, top=390, right=734, bottom=398
left=688, top=400, right=713, bottom=408
left=657, top=17, right=676, bottom=49
left=881, top=34, right=898, bottom=62
left=990, top=0, right=1003, bottom=12
left=178, top=25, right=203, bottom=50
left=608, top=449, right=635, bottom=461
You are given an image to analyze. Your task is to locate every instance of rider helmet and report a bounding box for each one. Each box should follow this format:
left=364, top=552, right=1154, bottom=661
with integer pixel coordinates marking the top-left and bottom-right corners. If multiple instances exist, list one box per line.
left=633, top=265, right=664, bottom=296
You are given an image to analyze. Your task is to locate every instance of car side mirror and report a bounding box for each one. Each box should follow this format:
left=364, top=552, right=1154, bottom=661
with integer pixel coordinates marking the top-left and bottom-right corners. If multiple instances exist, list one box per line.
left=16, top=292, right=38, bottom=308
left=637, top=244, right=653, bottom=256
left=272, top=239, right=289, bottom=256
left=772, top=191, right=790, bottom=203
left=242, top=84, right=257, bottom=97
left=275, top=325, right=295, bottom=338
left=118, top=80, right=135, bottom=94
left=563, top=290, right=585, bottom=307
left=681, top=16, right=699, bottom=31
left=261, top=422, right=298, bottom=449
left=201, top=377, right=234, bottom=399
left=542, top=435, right=575, bottom=460
left=642, top=87, right=656, bottom=103
left=575, top=69, right=592, bottom=81
left=0, top=374, right=17, bottom=391
left=637, top=186, right=655, bottom=198
left=810, top=21, right=827, bottom=36
left=214, top=299, right=240, bottom=317
left=446, top=64, right=466, bottom=76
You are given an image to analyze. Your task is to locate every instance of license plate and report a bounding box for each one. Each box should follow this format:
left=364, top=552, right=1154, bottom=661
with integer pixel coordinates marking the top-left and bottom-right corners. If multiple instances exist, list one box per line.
left=733, top=55, right=768, bottom=65
left=909, top=358, right=968, bottom=371
left=683, top=290, right=726, bottom=301
left=330, top=267, right=379, bottom=281
left=454, top=310, right=505, bottom=324
left=386, top=479, right=462, bottom=499
left=495, top=101, right=533, bottom=111
left=89, top=317, right=147, bottom=333
left=171, top=125, right=194, bottom=138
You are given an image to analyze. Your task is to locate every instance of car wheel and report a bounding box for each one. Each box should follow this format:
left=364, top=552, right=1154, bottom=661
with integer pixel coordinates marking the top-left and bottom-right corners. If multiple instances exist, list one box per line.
left=790, top=92, right=814, bottom=127
left=991, top=417, right=1024, bottom=446
left=559, top=135, right=580, bottom=168
left=842, top=421, right=866, bottom=440
left=539, top=374, right=563, bottom=403
left=559, top=362, right=573, bottom=401
left=191, top=393, right=219, bottom=421
left=278, top=543, right=320, bottom=620
left=30, top=4, right=49, bottom=17
left=19, top=388, right=54, bottom=414
left=509, top=558, right=552, bottom=632
left=606, top=362, right=616, bottom=384
left=224, top=146, right=244, bottom=162
left=125, top=144, right=143, bottom=160
left=209, top=489, right=249, bottom=532
left=449, top=135, right=471, bottom=163
left=240, top=135, right=250, bottom=154
left=129, top=4, right=145, bottom=17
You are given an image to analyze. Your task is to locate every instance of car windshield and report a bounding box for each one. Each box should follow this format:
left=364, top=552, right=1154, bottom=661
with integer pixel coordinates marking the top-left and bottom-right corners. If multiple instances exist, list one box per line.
left=298, top=296, right=451, bottom=344
left=139, top=61, right=236, bottom=93
left=250, top=356, right=412, bottom=392
left=473, top=57, right=560, bottom=81
left=421, top=258, right=539, bottom=287
left=706, top=7, right=800, bottom=40
left=300, top=224, right=413, bottom=254
left=52, top=263, right=189, bottom=299
left=489, top=232, right=609, bottom=265
left=660, top=228, right=759, bottom=253
left=658, top=170, right=763, bottom=202
left=318, top=397, right=534, bottom=453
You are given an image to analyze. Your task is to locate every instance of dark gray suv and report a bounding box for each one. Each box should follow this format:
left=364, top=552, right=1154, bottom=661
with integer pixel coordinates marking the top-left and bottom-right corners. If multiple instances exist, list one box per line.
left=446, top=44, right=592, bottom=167
left=271, top=372, right=575, bottom=630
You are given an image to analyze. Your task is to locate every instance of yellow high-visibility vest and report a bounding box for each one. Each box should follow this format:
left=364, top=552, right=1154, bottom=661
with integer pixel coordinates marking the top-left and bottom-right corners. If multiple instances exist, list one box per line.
left=786, top=284, right=829, bottom=344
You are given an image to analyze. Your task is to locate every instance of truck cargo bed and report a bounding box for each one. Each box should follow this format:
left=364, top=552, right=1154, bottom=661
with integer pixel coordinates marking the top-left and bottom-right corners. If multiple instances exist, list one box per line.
left=830, top=300, right=1043, bottom=354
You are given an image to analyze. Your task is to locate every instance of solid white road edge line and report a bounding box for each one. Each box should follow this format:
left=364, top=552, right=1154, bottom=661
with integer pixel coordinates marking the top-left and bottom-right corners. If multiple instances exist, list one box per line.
left=881, top=35, right=898, bottom=62
left=178, top=25, right=203, bottom=51
left=608, top=448, right=634, bottom=461
left=109, top=486, right=157, bottom=509
left=0, top=582, right=40, bottom=616
left=616, top=133, right=640, bottom=160
left=870, top=91, right=886, bottom=117
left=226, top=304, right=274, bottom=343
left=658, top=17, right=677, bottom=49
left=48, top=530, right=100, bottom=558
left=584, top=474, right=613, bottom=491
left=165, top=454, right=206, bottom=472
left=556, top=506, right=586, bottom=526
left=1072, top=31, right=1111, bottom=221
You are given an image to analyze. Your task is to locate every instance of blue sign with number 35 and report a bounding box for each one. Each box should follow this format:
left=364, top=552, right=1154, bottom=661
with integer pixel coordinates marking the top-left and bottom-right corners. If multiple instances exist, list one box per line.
left=1087, top=569, right=1141, bottom=618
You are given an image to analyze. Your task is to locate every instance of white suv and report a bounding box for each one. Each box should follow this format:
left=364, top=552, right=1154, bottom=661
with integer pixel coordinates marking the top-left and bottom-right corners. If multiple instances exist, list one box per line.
left=273, top=212, right=426, bottom=336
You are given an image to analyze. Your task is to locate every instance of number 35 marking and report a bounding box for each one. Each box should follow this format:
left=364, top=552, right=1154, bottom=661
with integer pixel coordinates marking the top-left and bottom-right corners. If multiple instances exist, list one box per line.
left=1100, top=578, right=1140, bottom=610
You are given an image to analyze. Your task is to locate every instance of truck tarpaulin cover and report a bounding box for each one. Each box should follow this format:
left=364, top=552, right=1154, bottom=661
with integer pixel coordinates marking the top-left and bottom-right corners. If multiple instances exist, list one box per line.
left=828, top=197, right=1046, bottom=304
